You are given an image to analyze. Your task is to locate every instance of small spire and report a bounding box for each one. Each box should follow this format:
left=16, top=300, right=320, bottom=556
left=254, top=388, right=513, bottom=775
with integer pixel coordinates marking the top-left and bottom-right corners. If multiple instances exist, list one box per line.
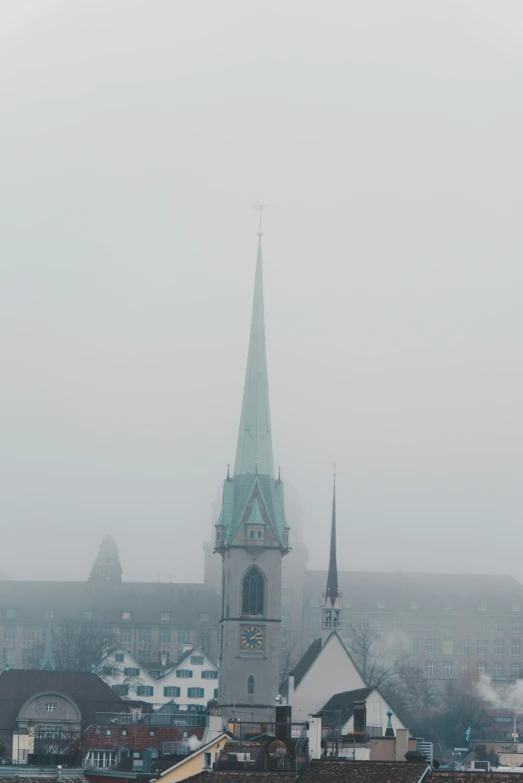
left=325, top=468, right=339, bottom=607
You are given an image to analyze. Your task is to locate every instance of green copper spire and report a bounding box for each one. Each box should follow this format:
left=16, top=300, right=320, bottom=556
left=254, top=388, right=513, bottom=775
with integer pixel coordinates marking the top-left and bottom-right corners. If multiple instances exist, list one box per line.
left=234, top=236, right=274, bottom=478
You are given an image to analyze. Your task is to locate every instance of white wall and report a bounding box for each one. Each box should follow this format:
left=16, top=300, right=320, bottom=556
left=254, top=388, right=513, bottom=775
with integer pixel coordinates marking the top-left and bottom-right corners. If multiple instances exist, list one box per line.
left=291, top=634, right=366, bottom=722
left=343, top=688, right=406, bottom=735
left=101, top=646, right=219, bottom=711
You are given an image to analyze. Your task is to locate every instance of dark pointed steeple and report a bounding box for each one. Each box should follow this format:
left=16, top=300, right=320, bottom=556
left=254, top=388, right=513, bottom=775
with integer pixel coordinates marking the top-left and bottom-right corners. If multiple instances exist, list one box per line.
left=325, top=474, right=339, bottom=606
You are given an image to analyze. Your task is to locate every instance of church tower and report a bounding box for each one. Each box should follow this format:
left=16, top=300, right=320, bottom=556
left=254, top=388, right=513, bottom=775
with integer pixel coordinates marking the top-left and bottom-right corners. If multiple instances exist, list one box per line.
left=321, top=474, right=343, bottom=642
left=216, top=222, right=289, bottom=722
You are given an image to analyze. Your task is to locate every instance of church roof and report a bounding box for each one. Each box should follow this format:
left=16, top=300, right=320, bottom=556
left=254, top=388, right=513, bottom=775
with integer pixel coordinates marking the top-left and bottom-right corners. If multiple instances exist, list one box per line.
left=321, top=687, right=374, bottom=723
left=216, top=235, right=287, bottom=547
left=234, top=239, right=273, bottom=478
left=324, top=476, right=339, bottom=607
left=289, top=637, right=322, bottom=688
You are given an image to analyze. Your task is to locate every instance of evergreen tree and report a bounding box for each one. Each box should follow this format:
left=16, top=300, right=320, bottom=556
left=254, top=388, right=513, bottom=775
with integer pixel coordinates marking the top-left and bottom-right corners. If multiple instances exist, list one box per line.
left=88, top=534, right=122, bottom=583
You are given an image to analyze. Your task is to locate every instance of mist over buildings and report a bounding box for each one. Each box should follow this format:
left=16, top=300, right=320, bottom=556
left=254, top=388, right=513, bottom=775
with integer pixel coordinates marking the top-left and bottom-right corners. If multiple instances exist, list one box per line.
left=1, top=1, right=522, bottom=582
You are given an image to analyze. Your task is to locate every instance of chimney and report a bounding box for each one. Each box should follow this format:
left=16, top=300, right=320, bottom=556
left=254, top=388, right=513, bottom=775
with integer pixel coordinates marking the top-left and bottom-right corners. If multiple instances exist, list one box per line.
left=308, top=714, right=322, bottom=760
left=287, top=675, right=294, bottom=705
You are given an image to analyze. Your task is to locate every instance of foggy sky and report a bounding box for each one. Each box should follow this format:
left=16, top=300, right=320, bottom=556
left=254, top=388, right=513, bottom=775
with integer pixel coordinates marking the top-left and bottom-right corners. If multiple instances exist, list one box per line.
left=1, top=1, right=522, bottom=584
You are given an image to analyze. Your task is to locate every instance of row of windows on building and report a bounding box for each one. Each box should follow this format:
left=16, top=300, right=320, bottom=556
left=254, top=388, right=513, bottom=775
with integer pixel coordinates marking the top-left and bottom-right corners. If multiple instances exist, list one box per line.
left=112, top=684, right=218, bottom=699
left=309, top=599, right=523, bottom=613
left=1, top=610, right=211, bottom=623
left=308, top=615, right=523, bottom=634
left=1, top=626, right=196, bottom=643
left=115, top=666, right=217, bottom=680
left=412, top=638, right=523, bottom=655
left=423, top=660, right=522, bottom=678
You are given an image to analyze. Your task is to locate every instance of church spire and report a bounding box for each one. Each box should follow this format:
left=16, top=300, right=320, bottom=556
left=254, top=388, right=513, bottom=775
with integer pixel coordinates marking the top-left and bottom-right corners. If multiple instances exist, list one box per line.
left=233, top=223, right=274, bottom=478
left=41, top=623, right=55, bottom=671
left=325, top=472, right=339, bottom=606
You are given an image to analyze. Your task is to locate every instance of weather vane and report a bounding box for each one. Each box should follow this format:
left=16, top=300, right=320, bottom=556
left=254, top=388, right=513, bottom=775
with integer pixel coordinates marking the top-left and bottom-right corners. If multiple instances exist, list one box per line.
left=251, top=204, right=270, bottom=236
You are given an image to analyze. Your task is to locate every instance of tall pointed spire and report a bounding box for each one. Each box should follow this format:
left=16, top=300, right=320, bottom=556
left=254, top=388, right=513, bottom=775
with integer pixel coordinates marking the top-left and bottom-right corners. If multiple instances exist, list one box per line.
left=234, top=230, right=274, bottom=478
left=325, top=473, right=339, bottom=605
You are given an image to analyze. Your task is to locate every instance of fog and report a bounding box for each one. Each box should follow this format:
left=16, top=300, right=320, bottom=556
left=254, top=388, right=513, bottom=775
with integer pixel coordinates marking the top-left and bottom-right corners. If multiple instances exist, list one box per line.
left=1, top=1, right=522, bottom=582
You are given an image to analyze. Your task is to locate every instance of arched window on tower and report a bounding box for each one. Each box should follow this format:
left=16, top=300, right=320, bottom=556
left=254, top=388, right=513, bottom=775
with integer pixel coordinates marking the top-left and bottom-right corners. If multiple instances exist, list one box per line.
left=247, top=675, right=255, bottom=695
left=242, top=567, right=264, bottom=615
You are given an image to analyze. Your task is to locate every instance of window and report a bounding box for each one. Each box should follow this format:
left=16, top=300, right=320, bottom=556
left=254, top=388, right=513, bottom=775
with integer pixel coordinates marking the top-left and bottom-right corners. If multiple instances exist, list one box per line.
left=460, top=664, right=468, bottom=677
left=242, top=567, right=265, bottom=615
left=161, top=612, right=170, bottom=622
left=159, top=628, right=171, bottom=645
left=115, top=652, right=124, bottom=662
left=6, top=610, right=15, bottom=619
left=106, top=729, right=112, bottom=736
left=121, top=729, right=128, bottom=736
left=442, top=639, right=454, bottom=655
left=411, top=639, right=419, bottom=654
left=428, top=620, right=436, bottom=633
left=214, top=689, right=218, bottom=699
left=377, top=601, right=385, bottom=610
left=443, top=619, right=452, bottom=633
left=443, top=661, right=453, bottom=676
left=199, top=613, right=210, bottom=623
left=164, top=687, right=181, bottom=698
left=178, top=629, right=191, bottom=644
left=460, top=639, right=470, bottom=655
left=477, top=640, right=488, bottom=655
left=119, top=629, right=133, bottom=645
left=407, top=617, right=418, bottom=631
left=149, top=731, right=155, bottom=737
left=513, top=603, right=521, bottom=613
left=45, top=703, right=56, bottom=712
left=139, top=629, right=152, bottom=644
left=411, top=601, right=419, bottom=610
left=511, top=663, right=522, bottom=678
left=494, top=619, right=504, bottom=633
left=84, top=610, right=92, bottom=620
left=425, top=661, right=436, bottom=676
left=476, top=661, right=487, bottom=674
left=494, top=663, right=505, bottom=680
left=494, top=639, right=505, bottom=656
left=44, top=610, right=54, bottom=619
left=4, top=627, right=15, bottom=641
left=201, top=670, right=218, bottom=679
left=514, top=620, right=521, bottom=634
left=512, top=639, right=521, bottom=656
left=426, top=639, right=436, bottom=654
left=122, top=611, right=131, bottom=620
left=247, top=675, right=255, bottom=695
left=204, top=752, right=212, bottom=769
left=124, top=667, right=140, bottom=677
left=187, top=688, right=205, bottom=699
left=23, top=627, right=36, bottom=642
left=87, top=751, right=117, bottom=769
left=136, top=686, right=154, bottom=697
left=478, top=603, right=487, bottom=612
left=112, top=685, right=129, bottom=696
left=191, top=656, right=204, bottom=665
left=444, top=602, right=453, bottom=611
left=176, top=669, right=193, bottom=678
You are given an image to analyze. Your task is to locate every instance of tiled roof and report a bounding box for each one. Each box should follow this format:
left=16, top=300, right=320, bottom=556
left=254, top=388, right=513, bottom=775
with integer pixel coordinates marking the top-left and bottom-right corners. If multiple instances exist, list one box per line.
left=305, top=571, right=523, bottom=614
left=0, top=669, right=123, bottom=728
left=181, top=774, right=295, bottom=783
left=322, top=688, right=374, bottom=714
left=433, top=773, right=523, bottom=782
left=301, top=760, right=429, bottom=782
left=0, top=581, right=220, bottom=626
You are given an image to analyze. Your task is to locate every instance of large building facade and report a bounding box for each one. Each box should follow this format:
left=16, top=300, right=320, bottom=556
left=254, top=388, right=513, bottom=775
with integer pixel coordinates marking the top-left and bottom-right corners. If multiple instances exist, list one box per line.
left=215, top=229, right=289, bottom=721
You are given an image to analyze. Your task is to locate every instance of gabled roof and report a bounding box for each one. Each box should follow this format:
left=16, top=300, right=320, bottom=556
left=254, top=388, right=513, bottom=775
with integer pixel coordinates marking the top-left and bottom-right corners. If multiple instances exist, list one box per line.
left=322, top=687, right=374, bottom=716
left=288, top=632, right=365, bottom=692
left=289, top=637, right=322, bottom=688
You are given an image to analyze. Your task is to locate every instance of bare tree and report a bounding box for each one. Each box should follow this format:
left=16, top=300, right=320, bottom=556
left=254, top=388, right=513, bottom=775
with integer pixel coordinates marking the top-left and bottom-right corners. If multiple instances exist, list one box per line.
left=279, top=642, right=297, bottom=691
left=53, top=618, right=119, bottom=673
left=381, top=662, right=432, bottom=718
left=349, top=622, right=411, bottom=688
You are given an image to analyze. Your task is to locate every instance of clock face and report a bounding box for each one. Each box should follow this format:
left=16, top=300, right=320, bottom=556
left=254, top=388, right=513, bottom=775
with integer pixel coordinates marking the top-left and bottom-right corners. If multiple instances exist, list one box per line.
left=240, top=625, right=264, bottom=650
